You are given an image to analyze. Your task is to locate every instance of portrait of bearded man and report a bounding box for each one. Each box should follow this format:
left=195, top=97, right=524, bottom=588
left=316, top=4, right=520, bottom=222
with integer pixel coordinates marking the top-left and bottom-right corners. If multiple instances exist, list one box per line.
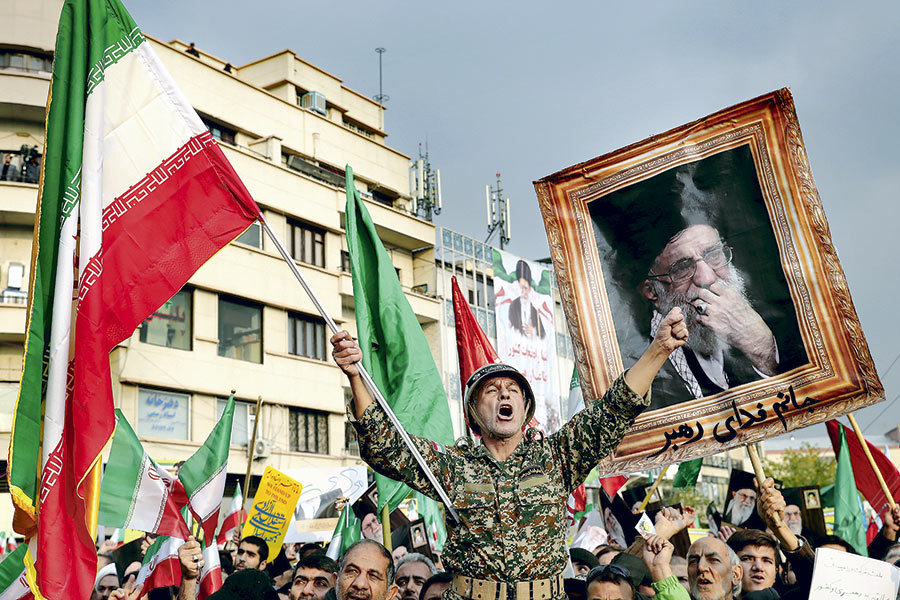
left=588, top=144, right=809, bottom=410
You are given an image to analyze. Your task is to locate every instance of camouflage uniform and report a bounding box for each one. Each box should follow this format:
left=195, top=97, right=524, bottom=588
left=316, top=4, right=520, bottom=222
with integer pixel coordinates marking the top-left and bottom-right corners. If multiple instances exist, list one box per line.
left=349, top=374, right=648, bottom=595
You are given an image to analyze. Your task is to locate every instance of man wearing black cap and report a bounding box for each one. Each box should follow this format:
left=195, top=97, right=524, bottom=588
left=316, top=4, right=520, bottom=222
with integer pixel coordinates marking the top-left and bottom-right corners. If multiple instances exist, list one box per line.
left=589, top=146, right=807, bottom=410
left=330, top=301, right=688, bottom=600
left=508, top=259, right=546, bottom=339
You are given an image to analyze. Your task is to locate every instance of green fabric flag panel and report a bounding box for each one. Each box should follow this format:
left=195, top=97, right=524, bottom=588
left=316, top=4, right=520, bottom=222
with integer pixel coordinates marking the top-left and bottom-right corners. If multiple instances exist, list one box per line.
left=834, top=425, right=868, bottom=555
left=344, top=166, right=454, bottom=513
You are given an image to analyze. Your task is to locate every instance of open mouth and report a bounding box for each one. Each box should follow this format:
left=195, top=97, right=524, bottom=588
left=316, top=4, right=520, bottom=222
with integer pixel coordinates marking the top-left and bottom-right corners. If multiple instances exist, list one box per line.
left=497, top=403, right=514, bottom=420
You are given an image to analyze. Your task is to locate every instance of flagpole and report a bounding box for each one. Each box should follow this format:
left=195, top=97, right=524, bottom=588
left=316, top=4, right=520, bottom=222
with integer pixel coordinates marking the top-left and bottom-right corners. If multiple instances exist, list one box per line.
left=260, top=217, right=462, bottom=526
left=381, top=505, right=392, bottom=552
left=847, top=414, right=896, bottom=510
left=638, top=465, right=668, bottom=512
left=746, top=443, right=783, bottom=526
left=242, top=393, right=262, bottom=518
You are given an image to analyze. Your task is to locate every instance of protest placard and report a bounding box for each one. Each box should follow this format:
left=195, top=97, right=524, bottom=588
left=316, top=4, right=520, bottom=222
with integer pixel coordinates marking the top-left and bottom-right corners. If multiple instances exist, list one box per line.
left=533, top=89, right=884, bottom=473
left=811, top=547, right=900, bottom=599
left=241, top=466, right=302, bottom=559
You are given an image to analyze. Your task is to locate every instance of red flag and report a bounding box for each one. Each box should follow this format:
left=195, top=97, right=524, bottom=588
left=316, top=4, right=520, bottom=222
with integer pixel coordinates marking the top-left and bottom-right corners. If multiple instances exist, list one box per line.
left=599, top=476, right=628, bottom=498
left=566, top=484, right=587, bottom=525
left=451, top=275, right=500, bottom=392
left=826, top=420, right=900, bottom=515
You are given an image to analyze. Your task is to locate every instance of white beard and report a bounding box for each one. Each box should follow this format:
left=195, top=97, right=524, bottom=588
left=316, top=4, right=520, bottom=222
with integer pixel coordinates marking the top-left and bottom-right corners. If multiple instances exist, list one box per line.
left=726, top=499, right=755, bottom=526
left=652, top=266, right=749, bottom=358
left=787, top=520, right=803, bottom=536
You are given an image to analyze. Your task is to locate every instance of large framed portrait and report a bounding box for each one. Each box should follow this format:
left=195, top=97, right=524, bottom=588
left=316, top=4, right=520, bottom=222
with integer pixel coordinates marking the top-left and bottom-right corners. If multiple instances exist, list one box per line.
left=534, top=89, right=884, bottom=473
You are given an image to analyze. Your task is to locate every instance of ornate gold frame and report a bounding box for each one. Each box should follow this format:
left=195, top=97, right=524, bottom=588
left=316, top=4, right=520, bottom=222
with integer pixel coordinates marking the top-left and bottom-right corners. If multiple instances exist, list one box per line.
left=534, top=89, right=884, bottom=473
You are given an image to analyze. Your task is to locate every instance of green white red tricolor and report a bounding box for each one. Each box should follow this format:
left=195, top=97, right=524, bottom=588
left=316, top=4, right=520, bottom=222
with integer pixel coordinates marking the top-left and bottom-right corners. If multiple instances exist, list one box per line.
left=179, top=394, right=235, bottom=542
left=0, top=546, right=33, bottom=600
left=6, top=0, right=261, bottom=597
left=216, top=483, right=246, bottom=545
left=98, top=411, right=191, bottom=538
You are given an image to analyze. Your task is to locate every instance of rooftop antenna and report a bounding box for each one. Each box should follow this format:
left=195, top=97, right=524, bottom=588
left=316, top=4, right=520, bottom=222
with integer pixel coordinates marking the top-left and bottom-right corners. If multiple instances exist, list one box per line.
left=485, top=173, right=510, bottom=249
left=409, top=142, right=442, bottom=222
left=374, top=47, right=389, bottom=105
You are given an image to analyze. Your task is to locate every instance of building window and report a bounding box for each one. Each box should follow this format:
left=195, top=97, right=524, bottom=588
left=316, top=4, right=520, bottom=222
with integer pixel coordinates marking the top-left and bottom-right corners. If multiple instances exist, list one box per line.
left=140, top=288, right=192, bottom=350
left=340, top=250, right=351, bottom=273
left=288, top=313, right=327, bottom=361
left=344, top=421, right=359, bottom=456
left=218, top=296, right=262, bottom=363
left=1, top=263, right=27, bottom=305
left=138, top=388, right=190, bottom=440
left=234, top=221, right=261, bottom=248
left=289, top=220, right=325, bottom=268
left=217, top=398, right=258, bottom=446
left=0, top=51, right=52, bottom=74
left=200, top=116, right=236, bottom=145
left=371, top=190, right=395, bottom=207
left=289, top=408, right=329, bottom=454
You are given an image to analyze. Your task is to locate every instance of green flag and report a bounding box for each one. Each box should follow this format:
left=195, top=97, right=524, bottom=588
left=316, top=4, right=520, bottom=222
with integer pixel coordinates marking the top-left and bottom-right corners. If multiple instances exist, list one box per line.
left=415, top=491, right=447, bottom=552
left=673, top=458, right=703, bottom=488
left=344, top=166, right=453, bottom=513
left=326, top=504, right=361, bottom=560
left=834, top=425, right=867, bottom=555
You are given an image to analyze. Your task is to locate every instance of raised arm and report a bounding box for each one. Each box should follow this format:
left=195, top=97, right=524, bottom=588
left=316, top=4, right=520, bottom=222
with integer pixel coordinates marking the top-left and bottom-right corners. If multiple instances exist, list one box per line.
left=552, top=308, right=688, bottom=490
left=330, top=330, right=452, bottom=495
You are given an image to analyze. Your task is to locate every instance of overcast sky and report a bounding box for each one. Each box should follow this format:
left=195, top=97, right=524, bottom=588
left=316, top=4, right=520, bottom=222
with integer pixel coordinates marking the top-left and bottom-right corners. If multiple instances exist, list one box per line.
left=129, top=1, right=900, bottom=442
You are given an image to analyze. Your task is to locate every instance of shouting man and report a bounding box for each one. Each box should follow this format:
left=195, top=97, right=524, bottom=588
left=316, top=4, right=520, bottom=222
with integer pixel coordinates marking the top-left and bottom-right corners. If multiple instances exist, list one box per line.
left=331, top=302, right=688, bottom=600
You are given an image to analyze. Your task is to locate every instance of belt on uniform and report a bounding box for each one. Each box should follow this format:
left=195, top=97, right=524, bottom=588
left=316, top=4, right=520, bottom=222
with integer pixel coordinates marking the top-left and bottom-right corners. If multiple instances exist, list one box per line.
left=451, top=573, right=564, bottom=600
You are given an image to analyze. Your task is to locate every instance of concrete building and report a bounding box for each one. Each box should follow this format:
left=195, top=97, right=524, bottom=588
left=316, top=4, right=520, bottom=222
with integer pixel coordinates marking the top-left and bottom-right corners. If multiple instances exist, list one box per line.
left=0, top=0, right=442, bottom=530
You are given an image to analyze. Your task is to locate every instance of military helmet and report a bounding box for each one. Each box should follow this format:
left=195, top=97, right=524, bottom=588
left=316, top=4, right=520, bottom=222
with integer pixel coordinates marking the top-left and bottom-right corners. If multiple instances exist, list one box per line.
left=463, top=362, right=535, bottom=436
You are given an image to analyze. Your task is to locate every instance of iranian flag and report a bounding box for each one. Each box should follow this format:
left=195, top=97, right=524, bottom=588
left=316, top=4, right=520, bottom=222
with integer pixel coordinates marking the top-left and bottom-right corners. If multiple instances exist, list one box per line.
left=134, top=535, right=184, bottom=596
left=6, top=0, right=261, bottom=597
left=0, top=546, right=33, bottom=600
left=197, top=542, right=222, bottom=599
left=216, top=483, right=246, bottom=545
left=179, top=394, right=235, bottom=543
left=98, top=411, right=191, bottom=538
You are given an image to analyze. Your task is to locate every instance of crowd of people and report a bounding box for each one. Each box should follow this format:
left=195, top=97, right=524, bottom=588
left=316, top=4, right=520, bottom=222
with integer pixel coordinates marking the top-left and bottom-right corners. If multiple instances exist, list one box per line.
left=0, top=146, right=41, bottom=183
left=78, top=268, right=898, bottom=600
left=88, top=472, right=900, bottom=600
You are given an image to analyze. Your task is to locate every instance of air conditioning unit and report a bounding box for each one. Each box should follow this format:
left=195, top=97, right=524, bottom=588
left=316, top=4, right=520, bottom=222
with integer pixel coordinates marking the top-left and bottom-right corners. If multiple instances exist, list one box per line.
left=250, top=439, right=272, bottom=460
left=301, top=91, right=327, bottom=116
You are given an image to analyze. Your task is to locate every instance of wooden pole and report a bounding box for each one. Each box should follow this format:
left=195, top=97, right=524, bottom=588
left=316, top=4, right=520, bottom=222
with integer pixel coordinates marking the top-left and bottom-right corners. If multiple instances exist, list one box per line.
left=746, top=443, right=782, bottom=526
left=848, top=413, right=896, bottom=510
left=638, top=465, right=669, bottom=512
left=381, top=504, right=392, bottom=551
left=242, top=394, right=264, bottom=516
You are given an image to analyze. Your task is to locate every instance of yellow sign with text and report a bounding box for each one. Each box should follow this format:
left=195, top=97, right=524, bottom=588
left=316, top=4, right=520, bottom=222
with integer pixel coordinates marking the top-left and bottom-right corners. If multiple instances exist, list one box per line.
left=241, top=466, right=303, bottom=559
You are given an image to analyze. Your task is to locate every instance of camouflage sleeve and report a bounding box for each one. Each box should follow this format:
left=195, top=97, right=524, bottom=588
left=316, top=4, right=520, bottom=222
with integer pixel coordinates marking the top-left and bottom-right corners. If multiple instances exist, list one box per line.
left=549, top=373, right=649, bottom=493
left=348, top=399, right=453, bottom=496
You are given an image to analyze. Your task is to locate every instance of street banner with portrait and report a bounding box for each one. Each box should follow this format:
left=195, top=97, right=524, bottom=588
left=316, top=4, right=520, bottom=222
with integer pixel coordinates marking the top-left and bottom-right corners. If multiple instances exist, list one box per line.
left=533, top=89, right=884, bottom=473
left=492, top=249, right=562, bottom=432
